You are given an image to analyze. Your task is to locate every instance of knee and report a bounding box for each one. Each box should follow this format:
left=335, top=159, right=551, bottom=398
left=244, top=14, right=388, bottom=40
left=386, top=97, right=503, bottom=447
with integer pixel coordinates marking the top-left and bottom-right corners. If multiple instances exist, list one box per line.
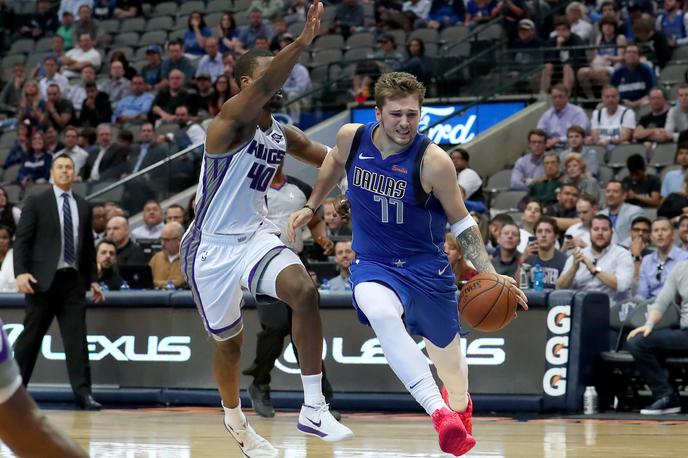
left=544, top=63, right=553, bottom=75
left=578, top=67, right=589, bottom=78
left=215, top=337, right=242, bottom=364
left=626, top=334, right=648, bottom=353
left=282, top=282, right=319, bottom=313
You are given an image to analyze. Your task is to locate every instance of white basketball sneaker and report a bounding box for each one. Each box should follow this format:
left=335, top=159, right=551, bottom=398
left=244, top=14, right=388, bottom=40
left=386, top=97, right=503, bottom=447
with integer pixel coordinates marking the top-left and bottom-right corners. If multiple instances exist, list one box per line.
left=224, top=418, right=279, bottom=457
left=297, top=403, right=354, bottom=442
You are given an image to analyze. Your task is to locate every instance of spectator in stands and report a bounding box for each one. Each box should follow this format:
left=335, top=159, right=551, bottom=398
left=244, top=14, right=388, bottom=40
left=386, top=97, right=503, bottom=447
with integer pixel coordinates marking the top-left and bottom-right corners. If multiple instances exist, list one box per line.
left=401, top=38, right=434, bottom=87
left=487, top=213, right=514, bottom=254
left=77, top=126, right=96, bottom=153
left=465, top=0, right=498, bottom=27
left=634, top=87, right=673, bottom=148
left=62, top=33, right=102, bottom=78
left=546, top=183, right=580, bottom=219
left=557, top=214, right=634, bottom=305
left=216, top=13, right=241, bottom=54
left=193, top=74, right=214, bottom=116
left=425, top=0, right=465, bottom=29
left=625, top=216, right=653, bottom=282
left=658, top=172, right=688, bottom=220
left=55, top=126, right=88, bottom=177
left=661, top=143, right=688, bottom=197
left=209, top=74, right=238, bottom=117
left=106, top=216, right=146, bottom=267
left=131, top=200, right=164, bottom=241
left=277, top=34, right=312, bottom=125
left=352, top=33, right=404, bottom=102
left=40, top=84, right=75, bottom=132
left=0, top=187, right=21, bottom=233
left=101, top=61, right=131, bottom=109
left=590, top=85, right=635, bottom=146
left=38, top=57, right=69, bottom=100
left=0, top=63, right=26, bottom=116
left=20, top=0, right=58, bottom=39
left=521, top=216, right=567, bottom=288
left=253, top=35, right=271, bottom=51
left=540, top=18, right=587, bottom=95
left=528, top=153, right=562, bottom=207
left=165, top=105, right=206, bottom=149
left=110, top=50, right=137, bottom=84
left=622, top=154, right=662, bottom=207
left=150, top=70, right=198, bottom=124
left=92, top=0, right=112, bottom=20
left=449, top=147, right=483, bottom=201
left=666, top=84, right=688, bottom=143
left=678, top=214, right=688, bottom=249
left=323, top=197, right=352, bottom=238
left=565, top=2, right=593, bottom=43
left=95, top=239, right=123, bottom=290
left=0, top=224, right=16, bottom=292
left=510, top=128, right=547, bottom=190
left=18, top=131, right=52, bottom=186
left=609, top=44, right=655, bottom=110
left=183, top=11, right=212, bottom=59
left=599, top=180, right=644, bottom=241
left=330, top=240, right=354, bottom=291
left=141, top=45, right=164, bottom=91
left=536, top=84, right=590, bottom=149
left=56, top=11, right=74, bottom=51
left=238, top=10, right=274, bottom=50
left=268, top=17, right=288, bottom=53
left=81, top=123, right=127, bottom=181
left=112, top=75, right=154, bottom=125
left=165, top=205, right=186, bottom=226
left=404, top=0, right=434, bottom=31
left=161, top=40, right=196, bottom=83
left=249, top=0, right=283, bottom=20
left=285, top=0, right=308, bottom=25
left=633, top=17, right=672, bottom=69
left=518, top=200, right=542, bottom=252
left=43, top=126, right=63, bottom=157
left=114, top=0, right=141, bottom=18
left=149, top=222, right=185, bottom=289
left=18, top=80, right=46, bottom=127
left=510, top=19, right=545, bottom=68
left=3, top=122, right=31, bottom=171
left=66, top=64, right=96, bottom=112
left=491, top=222, right=521, bottom=279
left=577, top=15, right=626, bottom=100
left=444, top=233, right=477, bottom=283
left=78, top=81, right=112, bottom=127
left=563, top=194, right=599, bottom=252
left=331, top=0, right=366, bottom=37
left=58, top=0, right=90, bottom=20
left=126, top=123, right=168, bottom=175
left=73, top=5, right=103, bottom=46
left=493, top=0, right=528, bottom=41
left=195, top=38, right=225, bottom=83
left=655, top=0, right=688, bottom=48
left=561, top=152, right=600, bottom=201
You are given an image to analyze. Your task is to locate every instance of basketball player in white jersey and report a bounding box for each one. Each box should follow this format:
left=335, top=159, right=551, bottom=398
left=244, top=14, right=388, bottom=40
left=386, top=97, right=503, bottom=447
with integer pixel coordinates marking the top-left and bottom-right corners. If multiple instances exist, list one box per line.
left=179, top=2, right=353, bottom=456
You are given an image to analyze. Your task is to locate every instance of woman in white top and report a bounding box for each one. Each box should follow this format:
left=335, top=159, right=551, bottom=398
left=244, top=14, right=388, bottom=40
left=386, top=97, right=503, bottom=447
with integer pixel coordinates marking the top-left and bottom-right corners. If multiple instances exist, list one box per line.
left=0, top=225, right=16, bottom=292
left=518, top=200, right=542, bottom=253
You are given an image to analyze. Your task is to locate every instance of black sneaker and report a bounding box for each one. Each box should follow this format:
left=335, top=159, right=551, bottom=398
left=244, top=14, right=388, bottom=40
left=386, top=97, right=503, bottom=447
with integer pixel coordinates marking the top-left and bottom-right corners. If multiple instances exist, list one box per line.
left=248, top=383, right=275, bottom=418
left=640, top=395, right=681, bottom=415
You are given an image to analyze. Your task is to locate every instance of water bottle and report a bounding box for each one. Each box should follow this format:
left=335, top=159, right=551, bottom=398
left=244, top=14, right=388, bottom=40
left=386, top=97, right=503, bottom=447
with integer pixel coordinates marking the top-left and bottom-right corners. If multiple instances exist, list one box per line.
left=99, top=281, right=109, bottom=292
left=319, top=278, right=331, bottom=292
left=165, top=278, right=176, bottom=291
left=120, top=280, right=130, bottom=291
left=532, top=263, right=544, bottom=292
left=519, top=263, right=531, bottom=289
left=583, top=386, right=598, bottom=415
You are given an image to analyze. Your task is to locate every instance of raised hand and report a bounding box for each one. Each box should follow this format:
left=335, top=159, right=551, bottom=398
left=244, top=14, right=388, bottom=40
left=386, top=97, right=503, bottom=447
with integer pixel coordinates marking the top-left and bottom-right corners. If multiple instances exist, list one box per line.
left=296, top=1, right=324, bottom=47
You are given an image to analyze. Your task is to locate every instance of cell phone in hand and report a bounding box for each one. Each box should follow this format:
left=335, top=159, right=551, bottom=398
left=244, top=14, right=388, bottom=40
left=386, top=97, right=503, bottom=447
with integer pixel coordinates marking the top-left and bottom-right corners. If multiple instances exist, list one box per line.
left=565, top=234, right=573, bottom=240
left=528, top=236, right=537, bottom=242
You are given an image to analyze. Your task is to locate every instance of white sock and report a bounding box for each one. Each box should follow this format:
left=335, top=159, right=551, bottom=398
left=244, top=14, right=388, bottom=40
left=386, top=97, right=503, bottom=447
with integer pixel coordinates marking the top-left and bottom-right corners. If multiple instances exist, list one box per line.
left=301, top=373, right=326, bottom=406
left=424, top=336, right=469, bottom=412
left=223, top=401, right=246, bottom=429
left=408, top=372, right=447, bottom=415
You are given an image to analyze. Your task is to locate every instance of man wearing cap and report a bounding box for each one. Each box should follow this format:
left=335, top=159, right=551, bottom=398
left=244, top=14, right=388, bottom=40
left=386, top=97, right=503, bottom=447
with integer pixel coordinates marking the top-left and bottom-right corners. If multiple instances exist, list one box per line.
left=195, top=74, right=214, bottom=114
left=112, top=75, right=154, bottom=125
left=510, top=19, right=544, bottom=67
left=195, top=37, right=224, bottom=83
left=141, top=45, right=164, bottom=91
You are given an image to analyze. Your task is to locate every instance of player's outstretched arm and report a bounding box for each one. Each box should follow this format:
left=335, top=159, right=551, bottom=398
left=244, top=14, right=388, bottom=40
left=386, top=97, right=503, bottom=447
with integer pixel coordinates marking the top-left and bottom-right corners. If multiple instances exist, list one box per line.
left=283, top=124, right=329, bottom=167
left=205, top=0, right=323, bottom=155
left=0, top=386, right=89, bottom=457
left=285, top=123, right=358, bottom=242
left=422, top=145, right=528, bottom=309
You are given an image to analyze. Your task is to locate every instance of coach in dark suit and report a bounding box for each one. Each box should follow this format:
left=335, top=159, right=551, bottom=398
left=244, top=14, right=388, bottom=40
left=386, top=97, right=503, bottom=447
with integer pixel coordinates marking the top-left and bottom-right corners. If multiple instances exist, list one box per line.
left=13, top=154, right=105, bottom=410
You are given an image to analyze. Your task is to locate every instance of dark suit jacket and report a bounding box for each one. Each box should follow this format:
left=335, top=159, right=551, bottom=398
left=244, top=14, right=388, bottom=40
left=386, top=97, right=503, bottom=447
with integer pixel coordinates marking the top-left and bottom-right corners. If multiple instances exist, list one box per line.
left=14, top=188, right=97, bottom=292
left=80, top=144, right=129, bottom=181
left=127, top=143, right=169, bottom=173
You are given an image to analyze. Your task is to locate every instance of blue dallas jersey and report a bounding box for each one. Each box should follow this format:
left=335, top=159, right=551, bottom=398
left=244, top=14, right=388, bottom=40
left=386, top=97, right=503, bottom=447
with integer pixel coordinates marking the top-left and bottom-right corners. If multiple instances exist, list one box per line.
left=345, top=122, right=447, bottom=260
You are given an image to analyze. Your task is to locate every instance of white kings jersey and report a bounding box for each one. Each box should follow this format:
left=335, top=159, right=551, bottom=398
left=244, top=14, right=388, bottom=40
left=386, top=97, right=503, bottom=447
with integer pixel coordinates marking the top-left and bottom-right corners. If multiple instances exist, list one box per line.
left=192, top=118, right=287, bottom=235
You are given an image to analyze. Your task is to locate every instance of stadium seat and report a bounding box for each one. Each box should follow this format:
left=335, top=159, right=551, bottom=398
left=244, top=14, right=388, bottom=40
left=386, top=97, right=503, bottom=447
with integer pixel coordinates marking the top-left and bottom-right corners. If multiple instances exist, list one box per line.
left=314, top=34, right=345, bottom=50
left=120, top=17, right=147, bottom=33
left=2, top=183, right=20, bottom=203
left=661, top=164, right=681, bottom=180
left=23, top=183, right=52, bottom=201
left=113, top=32, right=140, bottom=47
left=346, top=32, right=375, bottom=49
left=233, top=0, right=253, bottom=12
left=589, top=144, right=606, bottom=165
left=441, top=43, right=470, bottom=58
left=409, top=28, right=439, bottom=44
left=424, top=43, right=438, bottom=57
left=72, top=182, right=88, bottom=197
left=0, top=132, right=17, bottom=149
left=205, top=12, right=223, bottom=28
left=154, top=1, right=178, bottom=16
left=660, top=65, right=686, bottom=86
left=309, top=49, right=343, bottom=68
left=140, top=31, right=168, bottom=47
left=107, top=47, right=135, bottom=61
left=234, top=11, right=249, bottom=26
left=34, top=37, right=54, bottom=53
left=179, top=1, right=205, bottom=16
left=491, top=190, right=527, bottom=211
left=440, top=26, right=468, bottom=44
left=477, top=23, right=502, bottom=41
left=168, top=30, right=186, bottom=42
left=87, top=180, right=124, bottom=203
left=642, top=207, right=657, bottom=220
left=206, top=0, right=227, bottom=13
left=287, top=21, right=306, bottom=37
left=2, top=164, right=21, bottom=184
left=606, top=144, right=646, bottom=167
left=100, top=19, right=120, bottom=34
left=598, top=165, right=614, bottom=185
left=650, top=143, right=677, bottom=167
left=671, top=46, right=688, bottom=62
left=485, top=169, right=512, bottom=191
left=147, top=16, right=174, bottom=32
left=9, top=39, right=34, bottom=55
left=175, top=15, right=191, bottom=30
left=344, top=47, right=373, bottom=61
left=1, top=54, right=27, bottom=68
left=386, top=30, right=407, bottom=47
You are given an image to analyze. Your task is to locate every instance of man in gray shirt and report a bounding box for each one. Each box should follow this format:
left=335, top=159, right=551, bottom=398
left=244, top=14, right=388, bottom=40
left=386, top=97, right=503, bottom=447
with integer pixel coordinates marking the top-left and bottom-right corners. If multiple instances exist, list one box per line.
left=665, top=83, right=688, bottom=142
left=329, top=239, right=353, bottom=291
left=626, top=259, right=688, bottom=415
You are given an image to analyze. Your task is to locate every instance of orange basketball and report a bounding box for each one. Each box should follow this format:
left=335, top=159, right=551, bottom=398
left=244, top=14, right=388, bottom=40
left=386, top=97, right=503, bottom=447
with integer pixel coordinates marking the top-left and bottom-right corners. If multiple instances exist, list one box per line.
left=459, top=273, right=518, bottom=332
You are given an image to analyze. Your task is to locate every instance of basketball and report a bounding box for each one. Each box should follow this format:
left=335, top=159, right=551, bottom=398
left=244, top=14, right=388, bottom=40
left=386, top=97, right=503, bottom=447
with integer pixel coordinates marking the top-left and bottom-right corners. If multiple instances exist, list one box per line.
left=459, top=273, right=518, bottom=332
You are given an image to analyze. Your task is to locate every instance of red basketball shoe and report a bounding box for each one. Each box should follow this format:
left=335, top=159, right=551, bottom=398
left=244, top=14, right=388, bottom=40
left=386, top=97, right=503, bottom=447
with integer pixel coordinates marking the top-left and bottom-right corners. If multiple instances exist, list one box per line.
left=431, top=407, right=476, bottom=456
left=441, top=386, right=474, bottom=435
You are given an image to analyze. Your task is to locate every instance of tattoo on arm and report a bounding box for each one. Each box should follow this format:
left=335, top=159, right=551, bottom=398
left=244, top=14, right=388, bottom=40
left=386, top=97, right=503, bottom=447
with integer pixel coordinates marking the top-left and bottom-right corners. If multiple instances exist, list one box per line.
left=457, top=226, right=493, bottom=274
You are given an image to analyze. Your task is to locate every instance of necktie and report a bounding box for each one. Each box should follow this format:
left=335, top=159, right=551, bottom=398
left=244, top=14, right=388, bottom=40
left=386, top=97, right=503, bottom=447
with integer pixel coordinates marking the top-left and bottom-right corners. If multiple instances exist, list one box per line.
left=62, top=193, right=75, bottom=265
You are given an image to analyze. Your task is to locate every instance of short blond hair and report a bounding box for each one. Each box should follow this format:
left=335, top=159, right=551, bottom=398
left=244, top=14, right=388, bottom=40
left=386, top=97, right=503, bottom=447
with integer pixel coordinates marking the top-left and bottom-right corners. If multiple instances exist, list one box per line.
left=374, top=72, right=426, bottom=109
left=564, top=152, right=587, bottom=173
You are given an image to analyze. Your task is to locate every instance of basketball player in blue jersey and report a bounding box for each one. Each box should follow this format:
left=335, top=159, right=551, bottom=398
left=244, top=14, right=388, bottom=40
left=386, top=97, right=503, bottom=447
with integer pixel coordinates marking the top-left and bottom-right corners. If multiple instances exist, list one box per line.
left=179, top=2, right=353, bottom=456
left=288, top=72, right=528, bottom=456
left=0, top=321, right=88, bottom=457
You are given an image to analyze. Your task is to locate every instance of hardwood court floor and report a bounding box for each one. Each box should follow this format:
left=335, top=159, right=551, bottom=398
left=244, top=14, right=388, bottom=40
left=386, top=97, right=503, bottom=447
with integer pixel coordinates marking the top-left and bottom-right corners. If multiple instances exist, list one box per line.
left=2, top=407, right=688, bottom=457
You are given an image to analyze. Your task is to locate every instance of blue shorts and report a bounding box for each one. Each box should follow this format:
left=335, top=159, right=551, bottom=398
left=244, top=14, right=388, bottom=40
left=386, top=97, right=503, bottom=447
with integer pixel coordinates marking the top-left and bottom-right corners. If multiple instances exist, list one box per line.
left=350, top=253, right=460, bottom=348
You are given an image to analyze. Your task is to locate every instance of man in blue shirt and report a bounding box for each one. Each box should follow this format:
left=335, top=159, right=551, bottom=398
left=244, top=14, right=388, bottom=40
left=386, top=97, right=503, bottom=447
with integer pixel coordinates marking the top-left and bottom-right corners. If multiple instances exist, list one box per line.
left=160, top=40, right=195, bottom=83
left=610, top=43, right=656, bottom=110
left=636, top=217, right=688, bottom=300
left=195, top=37, right=224, bottom=83
left=661, top=143, right=688, bottom=197
left=237, top=10, right=274, bottom=50
left=112, top=75, right=154, bottom=124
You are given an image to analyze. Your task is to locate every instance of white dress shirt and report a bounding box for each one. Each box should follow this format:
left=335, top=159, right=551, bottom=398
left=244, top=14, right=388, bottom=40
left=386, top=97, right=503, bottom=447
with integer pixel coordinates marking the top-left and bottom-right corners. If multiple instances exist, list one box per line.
left=458, top=167, right=483, bottom=200
left=131, top=222, right=164, bottom=240
left=53, top=185, right=79, bottom=269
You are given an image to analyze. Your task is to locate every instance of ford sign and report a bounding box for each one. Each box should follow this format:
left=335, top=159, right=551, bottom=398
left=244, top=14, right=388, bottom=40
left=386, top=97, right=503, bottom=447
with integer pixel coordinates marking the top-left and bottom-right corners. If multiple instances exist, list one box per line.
left=351, top=102, right=526, bottom=145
